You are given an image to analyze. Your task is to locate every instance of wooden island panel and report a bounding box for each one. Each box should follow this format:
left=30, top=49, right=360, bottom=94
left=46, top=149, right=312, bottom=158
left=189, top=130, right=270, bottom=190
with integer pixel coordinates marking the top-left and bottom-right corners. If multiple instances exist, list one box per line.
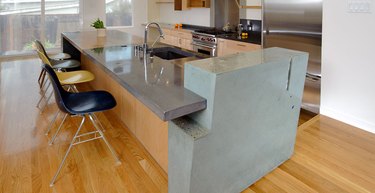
left=81, top=54, right=169, bottom=173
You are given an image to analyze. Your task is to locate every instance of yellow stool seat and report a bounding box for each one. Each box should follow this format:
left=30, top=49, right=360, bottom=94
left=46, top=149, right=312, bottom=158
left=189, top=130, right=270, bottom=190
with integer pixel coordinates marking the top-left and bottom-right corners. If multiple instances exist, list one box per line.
left=56, top=71, right=95, bottom=85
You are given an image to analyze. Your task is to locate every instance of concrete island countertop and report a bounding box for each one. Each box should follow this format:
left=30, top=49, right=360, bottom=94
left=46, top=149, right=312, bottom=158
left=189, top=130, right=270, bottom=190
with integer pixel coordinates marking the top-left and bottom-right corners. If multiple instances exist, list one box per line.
left=62, top=30, right=144, bottom=51
left=82, top=44, right=208, bottom=121
left=62, top=30, right=208, bottom=121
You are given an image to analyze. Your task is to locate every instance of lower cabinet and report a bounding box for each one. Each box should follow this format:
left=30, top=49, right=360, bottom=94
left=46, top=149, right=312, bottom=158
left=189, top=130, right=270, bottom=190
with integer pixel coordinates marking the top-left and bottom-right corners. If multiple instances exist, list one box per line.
left=160, top=28, right=193, bottom=51
left=81, top=55, right=169, bottom=173
left=217, top=38, right=261, bottom=57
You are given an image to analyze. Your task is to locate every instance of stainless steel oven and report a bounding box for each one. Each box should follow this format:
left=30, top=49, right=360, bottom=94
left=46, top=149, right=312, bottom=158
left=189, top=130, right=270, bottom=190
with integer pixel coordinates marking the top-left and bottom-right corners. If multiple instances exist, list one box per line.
left=192, top=31, right=219, bottom=57
left=192, top=42, right=217, bottom=57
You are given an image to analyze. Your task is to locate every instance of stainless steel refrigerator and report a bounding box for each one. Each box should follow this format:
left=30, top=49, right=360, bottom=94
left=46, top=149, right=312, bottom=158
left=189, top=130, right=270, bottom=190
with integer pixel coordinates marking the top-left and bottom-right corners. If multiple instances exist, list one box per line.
left=263, top=0, right=322, bottom=113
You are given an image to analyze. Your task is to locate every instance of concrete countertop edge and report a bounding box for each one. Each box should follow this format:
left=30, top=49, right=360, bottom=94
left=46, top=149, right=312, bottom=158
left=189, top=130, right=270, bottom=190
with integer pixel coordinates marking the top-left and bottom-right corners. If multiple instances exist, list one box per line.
left=82, top=51, right=207, bottom=121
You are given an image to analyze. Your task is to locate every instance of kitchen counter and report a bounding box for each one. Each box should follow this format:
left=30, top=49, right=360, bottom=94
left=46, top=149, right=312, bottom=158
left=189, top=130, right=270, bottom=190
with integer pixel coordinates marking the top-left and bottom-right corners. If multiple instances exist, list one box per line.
left=83, top=45, right=207, bottom=121
left=217, top=32, right=262, bottom=45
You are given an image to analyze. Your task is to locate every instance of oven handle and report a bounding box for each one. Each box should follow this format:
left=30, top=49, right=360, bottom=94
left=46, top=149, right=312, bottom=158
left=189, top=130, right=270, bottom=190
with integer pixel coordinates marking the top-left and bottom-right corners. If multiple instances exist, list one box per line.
left=192, top=32, right=216, bottom=37
left=192, top=42, right=216, bottom=49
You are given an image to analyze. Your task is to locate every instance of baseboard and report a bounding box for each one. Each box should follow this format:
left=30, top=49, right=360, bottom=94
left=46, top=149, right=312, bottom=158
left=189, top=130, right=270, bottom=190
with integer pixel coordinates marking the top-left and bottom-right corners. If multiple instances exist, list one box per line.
left=320, top=107, right=375, bottom=134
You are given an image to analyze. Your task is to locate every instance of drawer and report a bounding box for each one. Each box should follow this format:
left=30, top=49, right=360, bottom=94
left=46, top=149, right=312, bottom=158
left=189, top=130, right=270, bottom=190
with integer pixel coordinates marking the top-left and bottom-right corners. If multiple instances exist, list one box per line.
left=226, top=40, right=261, bottom=52
left=176, top=31, right=192, bottom=40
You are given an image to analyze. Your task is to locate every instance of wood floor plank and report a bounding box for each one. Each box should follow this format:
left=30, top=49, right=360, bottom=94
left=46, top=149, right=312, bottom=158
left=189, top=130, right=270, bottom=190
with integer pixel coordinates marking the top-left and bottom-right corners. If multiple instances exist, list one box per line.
left=247, top=177, right=287, bottom=193
left=1, top=58, right=375, bottom=193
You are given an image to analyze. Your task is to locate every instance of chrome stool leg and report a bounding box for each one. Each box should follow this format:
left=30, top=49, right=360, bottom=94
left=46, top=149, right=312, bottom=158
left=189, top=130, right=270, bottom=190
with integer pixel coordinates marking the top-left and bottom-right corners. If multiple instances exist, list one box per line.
left=39, top=78, right=50, bottom=94
left=49, top=113, right=68, bottom=145
left=38, top=69, right=47, bottom=87
left=39, top=90, right=53, bottom=113
left=91, top=113, right=107, bottom=132
left=45, top=110, right=61, bottom=135
left=39, top=69, right=47, bottom=88
left=36, top=82, right=51, bottom=108
left=88, top=114, right=121, bottom=164
left=50, top=115, right=86, bottom=187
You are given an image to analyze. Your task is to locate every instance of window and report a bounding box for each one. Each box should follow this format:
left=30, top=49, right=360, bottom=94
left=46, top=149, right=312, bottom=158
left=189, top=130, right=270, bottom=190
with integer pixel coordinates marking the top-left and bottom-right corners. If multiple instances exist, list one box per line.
left=106, top=0, right=132, bottom=27
left=0, top=0, right=80, bottom=56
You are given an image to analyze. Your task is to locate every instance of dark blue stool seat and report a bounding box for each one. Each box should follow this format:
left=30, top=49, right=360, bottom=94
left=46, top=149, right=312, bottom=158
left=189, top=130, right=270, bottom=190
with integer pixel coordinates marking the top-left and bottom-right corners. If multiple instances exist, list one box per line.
left=65, top=91, right=116, bottom=114
left=43, top=64, right=116, bottom=115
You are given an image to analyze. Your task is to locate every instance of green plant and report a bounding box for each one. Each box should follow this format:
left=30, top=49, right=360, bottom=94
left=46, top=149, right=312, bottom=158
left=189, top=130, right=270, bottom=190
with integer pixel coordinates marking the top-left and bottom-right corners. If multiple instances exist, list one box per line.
left=92, top=47, right=104, bottom=54
left=90, top=18, right=105, bottom=29
left=24, top=39, right=55, bottom=51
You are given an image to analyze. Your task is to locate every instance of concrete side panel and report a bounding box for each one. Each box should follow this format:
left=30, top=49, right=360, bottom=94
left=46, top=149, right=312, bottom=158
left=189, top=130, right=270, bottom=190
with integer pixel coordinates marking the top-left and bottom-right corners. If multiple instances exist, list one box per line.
left=184, top=64, right=217, bottom=130
left=189, top=54, right=308, bottom=193
left=168, top=119, right=196, bottom=193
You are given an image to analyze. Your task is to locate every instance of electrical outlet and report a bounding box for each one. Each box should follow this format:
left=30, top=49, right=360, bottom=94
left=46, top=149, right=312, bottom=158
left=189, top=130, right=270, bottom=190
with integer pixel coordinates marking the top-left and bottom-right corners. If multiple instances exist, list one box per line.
left=348, top=0, right=372, bottom=13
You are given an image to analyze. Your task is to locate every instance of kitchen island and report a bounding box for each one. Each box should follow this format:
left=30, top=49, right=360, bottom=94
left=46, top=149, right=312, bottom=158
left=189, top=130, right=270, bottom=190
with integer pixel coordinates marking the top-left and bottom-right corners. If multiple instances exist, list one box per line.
left=62, top=30, right=207, bottom=172
left=62, top=30, right=309, bottom=193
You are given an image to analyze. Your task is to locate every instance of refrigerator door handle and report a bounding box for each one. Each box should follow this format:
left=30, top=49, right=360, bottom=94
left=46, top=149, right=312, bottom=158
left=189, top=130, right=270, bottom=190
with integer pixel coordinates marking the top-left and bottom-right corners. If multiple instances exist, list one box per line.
left=306, top=73, right=321, bottom=82
left=267, top=29, right=322, bottom=37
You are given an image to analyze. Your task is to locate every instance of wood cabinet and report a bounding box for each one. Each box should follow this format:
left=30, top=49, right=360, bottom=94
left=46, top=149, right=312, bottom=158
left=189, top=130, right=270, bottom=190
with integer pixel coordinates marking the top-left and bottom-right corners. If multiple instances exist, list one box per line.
left=174, top=0, right=189, bottom=10
left=156, top=0, right=173, bottom=2
left=217, top=38, right=261, bottom=57
left=81, top=55, right=169, bottom=173
left=160, top=28, right=193, bottom=51
left=190, top=0, right=210, bottom=8
left=175, top=0, right=210, bottom=10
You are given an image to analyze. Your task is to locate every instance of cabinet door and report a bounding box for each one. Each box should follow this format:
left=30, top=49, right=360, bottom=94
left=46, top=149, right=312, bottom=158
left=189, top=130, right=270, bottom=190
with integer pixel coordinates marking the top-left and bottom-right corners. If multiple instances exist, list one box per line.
left=226, top=40, right=261, bottom=53
left=217, top=39, right=226, bottom=57
left=175, top=0, right=189, bottom=10
left=161, top=34, right=178, bottom=46
left=183, top=39, right=193, bottom=51
left=218, top=38, right=261, bottom=56
left=190, top=0, right=210, bottom=8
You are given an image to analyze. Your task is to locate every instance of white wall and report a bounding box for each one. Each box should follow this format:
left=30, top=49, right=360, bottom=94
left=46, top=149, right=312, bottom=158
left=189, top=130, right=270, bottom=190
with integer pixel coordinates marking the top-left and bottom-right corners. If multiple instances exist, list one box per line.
left=158, top=4, right=211, bottom=27
left=80, top=0, right=106, bottom=30
left=244, top=0, right=262, bottom=20
left=321, top=0, right=375, bottom=133
left=118, top=0, right=148, bottom=37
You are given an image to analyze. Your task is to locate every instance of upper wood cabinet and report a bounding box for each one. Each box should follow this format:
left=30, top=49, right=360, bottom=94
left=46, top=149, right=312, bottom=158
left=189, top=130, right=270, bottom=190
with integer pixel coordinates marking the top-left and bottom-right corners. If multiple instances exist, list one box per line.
left=175, top=0, right=189, bottom=10
left=155, top=0, right=173, bottom=2
left=175, top=0, right=210, bottom=11
left=190, top=0, right=210, bottom=8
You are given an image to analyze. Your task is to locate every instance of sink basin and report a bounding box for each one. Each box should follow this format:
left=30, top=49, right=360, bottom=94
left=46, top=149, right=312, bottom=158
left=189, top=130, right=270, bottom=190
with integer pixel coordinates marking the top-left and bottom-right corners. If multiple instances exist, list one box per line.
left=150, top=47, right=194, bottom=60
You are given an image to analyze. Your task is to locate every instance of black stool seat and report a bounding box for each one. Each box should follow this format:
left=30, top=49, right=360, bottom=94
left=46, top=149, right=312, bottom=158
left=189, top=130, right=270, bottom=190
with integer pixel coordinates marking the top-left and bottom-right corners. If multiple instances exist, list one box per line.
left=51, top=59, right=81, bottom=70
left=65, top=91, right=116, bottom=115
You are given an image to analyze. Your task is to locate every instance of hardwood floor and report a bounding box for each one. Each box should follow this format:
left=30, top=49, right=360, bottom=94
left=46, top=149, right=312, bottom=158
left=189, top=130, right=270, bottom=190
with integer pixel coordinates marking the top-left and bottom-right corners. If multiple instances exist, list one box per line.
left=298, top=109, right=317, bottom=126
left=1, top=58, right=375, bottom=193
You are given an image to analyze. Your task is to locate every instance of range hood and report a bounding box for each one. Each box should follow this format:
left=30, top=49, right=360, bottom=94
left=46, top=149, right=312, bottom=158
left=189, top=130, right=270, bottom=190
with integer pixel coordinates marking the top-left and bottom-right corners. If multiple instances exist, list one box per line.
left=211, top=0, right=240, bottom=29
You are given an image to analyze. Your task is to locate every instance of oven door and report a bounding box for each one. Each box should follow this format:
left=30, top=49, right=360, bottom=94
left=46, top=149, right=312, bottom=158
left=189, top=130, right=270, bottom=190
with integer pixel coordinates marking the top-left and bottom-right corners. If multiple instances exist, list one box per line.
left=192, top=42, right=217, bottom=57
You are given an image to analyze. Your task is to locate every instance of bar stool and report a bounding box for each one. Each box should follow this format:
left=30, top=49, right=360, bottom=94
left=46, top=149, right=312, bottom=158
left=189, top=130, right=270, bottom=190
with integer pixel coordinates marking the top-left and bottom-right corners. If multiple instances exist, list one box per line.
left=34, top=40, right=71, bottom=60
left=35, top=50, right=96, bottom=136
left=42, top=64, right=120, bottom=187
left=36, top=50, right=88, bottom=111
left=34, top=40, right=81, bottom=87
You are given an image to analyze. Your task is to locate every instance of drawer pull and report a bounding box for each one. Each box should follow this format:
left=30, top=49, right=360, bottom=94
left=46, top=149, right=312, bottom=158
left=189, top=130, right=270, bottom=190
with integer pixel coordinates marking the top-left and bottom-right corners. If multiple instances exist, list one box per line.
left=236, top=44, right=246, bottom=47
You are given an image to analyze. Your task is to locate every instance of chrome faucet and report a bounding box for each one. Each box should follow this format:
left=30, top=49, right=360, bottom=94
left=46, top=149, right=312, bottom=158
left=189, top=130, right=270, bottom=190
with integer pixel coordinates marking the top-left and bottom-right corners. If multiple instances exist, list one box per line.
left=143, top=22, right=164, bottom=52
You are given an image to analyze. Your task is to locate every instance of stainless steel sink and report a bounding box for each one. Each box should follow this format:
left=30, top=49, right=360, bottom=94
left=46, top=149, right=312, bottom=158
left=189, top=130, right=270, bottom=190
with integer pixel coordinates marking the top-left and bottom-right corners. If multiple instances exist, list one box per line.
left=150, top=47, right=194, bottom=60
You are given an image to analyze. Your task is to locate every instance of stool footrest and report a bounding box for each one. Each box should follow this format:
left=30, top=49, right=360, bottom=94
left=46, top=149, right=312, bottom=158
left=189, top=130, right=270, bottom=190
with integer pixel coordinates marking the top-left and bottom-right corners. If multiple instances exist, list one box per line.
left=74, top=130, right=102, bottom=145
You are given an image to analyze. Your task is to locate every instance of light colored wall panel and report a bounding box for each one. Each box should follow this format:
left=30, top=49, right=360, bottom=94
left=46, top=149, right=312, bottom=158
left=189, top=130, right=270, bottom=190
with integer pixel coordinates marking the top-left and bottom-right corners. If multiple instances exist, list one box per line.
left=321, top=0, right=375, bottom=133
